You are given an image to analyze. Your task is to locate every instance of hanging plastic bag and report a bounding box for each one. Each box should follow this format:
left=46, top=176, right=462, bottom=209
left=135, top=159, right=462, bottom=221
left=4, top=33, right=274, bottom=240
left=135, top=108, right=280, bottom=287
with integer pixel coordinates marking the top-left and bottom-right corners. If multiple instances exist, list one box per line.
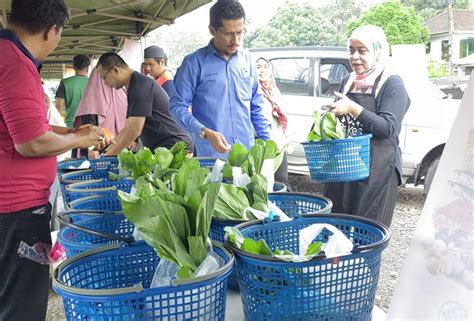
left=17, top=241, right=51, bottom=265
left=210, top=159, right=225, bottom=182
left=232, top=166, right=251, bottom=187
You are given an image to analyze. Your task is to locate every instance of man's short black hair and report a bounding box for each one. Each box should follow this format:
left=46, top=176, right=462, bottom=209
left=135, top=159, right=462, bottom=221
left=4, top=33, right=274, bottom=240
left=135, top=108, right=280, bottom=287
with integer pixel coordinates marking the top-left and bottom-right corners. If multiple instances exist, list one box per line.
left=73, top=55, right=91, bottom=70
left=209, top=0, right=245, bottom=28
left=9, top=0, right=69, bottom=34
left=97, top=52, right=128, bottom=70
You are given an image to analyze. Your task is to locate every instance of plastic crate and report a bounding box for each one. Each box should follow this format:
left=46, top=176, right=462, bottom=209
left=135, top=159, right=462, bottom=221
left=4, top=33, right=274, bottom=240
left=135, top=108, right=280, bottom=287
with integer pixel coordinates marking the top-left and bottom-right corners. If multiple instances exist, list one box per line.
left=302, top=134, right=371, bottom=182
left=196, top=157, right=219, bottom=168
left=209, top=192, right=332, bottom=291
left=53, top=241, right=234, bottom=321
left=228, top=213, right=390, bottom=320
left=65, top=178, right=134, bottom=203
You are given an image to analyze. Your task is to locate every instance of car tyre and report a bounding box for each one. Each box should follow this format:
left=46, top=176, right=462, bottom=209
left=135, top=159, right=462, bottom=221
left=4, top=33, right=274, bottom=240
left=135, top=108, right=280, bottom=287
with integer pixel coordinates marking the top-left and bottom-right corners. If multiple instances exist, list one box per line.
left=424, top=157, right=440, bottom=195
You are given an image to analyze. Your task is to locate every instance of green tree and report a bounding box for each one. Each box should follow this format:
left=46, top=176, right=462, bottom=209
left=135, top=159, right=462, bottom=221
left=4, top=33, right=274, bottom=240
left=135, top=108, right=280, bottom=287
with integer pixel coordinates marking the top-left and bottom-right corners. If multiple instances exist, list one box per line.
left=402, top=0, right=472, bottom=23
left=244, top=1, right=361, bottom=48
left=346, top=2, right=430, bottom=45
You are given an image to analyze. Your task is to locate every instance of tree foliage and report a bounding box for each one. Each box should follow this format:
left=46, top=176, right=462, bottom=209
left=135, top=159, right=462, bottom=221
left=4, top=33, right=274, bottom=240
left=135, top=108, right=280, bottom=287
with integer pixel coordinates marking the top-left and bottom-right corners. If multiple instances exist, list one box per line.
left=346, top=2, right=430, bottom=45
left=400, top=0, right=471, bottom=11
left=244, top=1, right=361, bottom=48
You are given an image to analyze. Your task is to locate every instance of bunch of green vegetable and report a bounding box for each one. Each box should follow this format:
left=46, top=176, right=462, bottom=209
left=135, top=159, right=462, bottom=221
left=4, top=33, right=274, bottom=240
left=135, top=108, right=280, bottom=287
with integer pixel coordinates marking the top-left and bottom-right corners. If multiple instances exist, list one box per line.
left=225, top=226, right=322, bottom=259
left=222, top=139, right=285, bottom=180
left=113, top=141, right=189, bottom=181
left=118, top=158, right=219, bottom=279
left=307, top=111, right=345, bottom=142
left=212, top=174, right=269, bottom=220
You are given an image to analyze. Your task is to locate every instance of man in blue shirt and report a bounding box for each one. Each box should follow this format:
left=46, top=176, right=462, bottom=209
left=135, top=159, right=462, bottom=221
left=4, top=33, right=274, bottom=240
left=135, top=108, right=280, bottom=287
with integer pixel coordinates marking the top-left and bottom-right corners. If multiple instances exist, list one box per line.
left=169, top=0, right=271, bottom=158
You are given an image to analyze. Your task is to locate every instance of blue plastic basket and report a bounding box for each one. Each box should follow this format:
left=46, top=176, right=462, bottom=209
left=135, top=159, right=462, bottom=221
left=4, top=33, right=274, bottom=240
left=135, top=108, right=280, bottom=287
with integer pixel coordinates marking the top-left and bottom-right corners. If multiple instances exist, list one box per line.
left=65, top=178, right=134, bottom=203
left=227, top=213, right=390, bottom=321
left=53, top=241, right=234, bottom=321
left=302, top=134, right=372, bottom=182
left=58, top=213, right=135, bottom=258
left=209, top=192, right=332, bottom=291
left=67, top=195, right=122, bottom=213
left=57, top=157, right=118, bottom=175
left=196, top=157, right=219, bottom=168
left=59, top=169, right=118, bottom=205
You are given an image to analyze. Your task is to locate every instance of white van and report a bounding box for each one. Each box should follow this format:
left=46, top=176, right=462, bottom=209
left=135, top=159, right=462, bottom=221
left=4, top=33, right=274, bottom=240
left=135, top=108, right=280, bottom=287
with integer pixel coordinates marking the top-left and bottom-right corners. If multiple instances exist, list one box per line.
left=250, top=46, right=461, bottom=193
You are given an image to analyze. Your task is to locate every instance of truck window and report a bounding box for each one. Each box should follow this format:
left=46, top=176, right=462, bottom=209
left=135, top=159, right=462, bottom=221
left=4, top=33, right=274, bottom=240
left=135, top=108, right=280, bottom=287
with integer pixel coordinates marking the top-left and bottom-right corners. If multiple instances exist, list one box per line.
left=319, top=62, right=349, bottom=97
left=269, top=58, right=311, bottom=96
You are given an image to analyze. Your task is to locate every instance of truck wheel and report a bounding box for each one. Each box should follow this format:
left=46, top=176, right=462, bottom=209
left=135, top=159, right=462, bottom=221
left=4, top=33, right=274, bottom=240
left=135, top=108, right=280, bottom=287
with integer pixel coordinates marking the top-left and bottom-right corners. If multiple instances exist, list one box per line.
left=424, top=157, right=440, bottom=195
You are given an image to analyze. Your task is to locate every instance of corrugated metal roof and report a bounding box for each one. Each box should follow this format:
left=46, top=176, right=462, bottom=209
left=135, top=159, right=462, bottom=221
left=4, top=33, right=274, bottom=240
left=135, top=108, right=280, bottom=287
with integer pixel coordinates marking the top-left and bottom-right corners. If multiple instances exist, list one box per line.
left=0, top=0, right=211, bottom=78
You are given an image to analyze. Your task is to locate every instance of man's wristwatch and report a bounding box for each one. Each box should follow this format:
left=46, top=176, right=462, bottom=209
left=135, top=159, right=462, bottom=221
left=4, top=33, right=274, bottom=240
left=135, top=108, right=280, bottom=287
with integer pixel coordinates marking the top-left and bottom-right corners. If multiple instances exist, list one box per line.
left=199, top=127, right=207, bottom=139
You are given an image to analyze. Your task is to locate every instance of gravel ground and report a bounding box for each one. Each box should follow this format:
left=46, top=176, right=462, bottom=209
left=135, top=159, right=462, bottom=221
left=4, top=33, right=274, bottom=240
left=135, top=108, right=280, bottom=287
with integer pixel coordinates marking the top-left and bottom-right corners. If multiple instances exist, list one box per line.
left=46, top=173, right=425, bottom=319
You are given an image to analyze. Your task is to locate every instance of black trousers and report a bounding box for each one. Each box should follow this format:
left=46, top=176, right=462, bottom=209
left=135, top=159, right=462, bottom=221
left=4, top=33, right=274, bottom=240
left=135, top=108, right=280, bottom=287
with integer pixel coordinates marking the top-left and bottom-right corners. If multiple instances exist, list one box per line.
left=0, top=203, right=52, bottom=321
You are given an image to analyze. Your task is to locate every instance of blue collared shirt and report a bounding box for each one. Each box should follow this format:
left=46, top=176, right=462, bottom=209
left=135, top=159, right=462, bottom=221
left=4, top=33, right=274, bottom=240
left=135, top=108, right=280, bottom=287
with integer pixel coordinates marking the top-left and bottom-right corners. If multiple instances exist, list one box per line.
left=0, top=29, right=42, bottom=72
left=170, top=41, right=271, bottom=158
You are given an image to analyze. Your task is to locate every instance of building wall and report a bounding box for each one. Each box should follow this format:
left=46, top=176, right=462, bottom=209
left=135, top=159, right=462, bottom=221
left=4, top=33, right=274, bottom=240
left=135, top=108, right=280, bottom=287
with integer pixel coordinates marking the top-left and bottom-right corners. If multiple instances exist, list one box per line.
left=428, top=32, right=474, bottom=64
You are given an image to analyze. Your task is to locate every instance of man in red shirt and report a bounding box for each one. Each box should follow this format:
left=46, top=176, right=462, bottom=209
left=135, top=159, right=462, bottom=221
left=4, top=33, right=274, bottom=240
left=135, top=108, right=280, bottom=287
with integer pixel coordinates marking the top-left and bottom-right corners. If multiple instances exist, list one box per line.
left=0, top=1, right=104, bottom=320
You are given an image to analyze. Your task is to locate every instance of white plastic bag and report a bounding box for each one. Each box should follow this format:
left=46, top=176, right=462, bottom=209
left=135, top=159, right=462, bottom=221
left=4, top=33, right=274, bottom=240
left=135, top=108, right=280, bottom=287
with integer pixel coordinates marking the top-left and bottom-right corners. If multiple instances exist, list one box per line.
left=210, top=159, right=225, bottom=182
left=261, top=158, right=275, bottom=192
left=232, top=166, right=251, bottom=187
left=242, top=202, right=291, bottom=222
left=299, top=223, right=353, bottom=258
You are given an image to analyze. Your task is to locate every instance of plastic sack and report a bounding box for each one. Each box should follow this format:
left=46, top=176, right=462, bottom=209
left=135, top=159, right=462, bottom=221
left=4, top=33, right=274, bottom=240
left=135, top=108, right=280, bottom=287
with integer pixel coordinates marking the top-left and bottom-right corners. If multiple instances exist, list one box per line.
left=242, top=202, right=291, bottom=222
left=49, top=240, right=66, bottom=263
left=299, top=223, right=353, bottom=258
left=68, top=160, right=90, bottom=170
left=192, top=251, right=225, bottom=277
left=150, top=259, right=180, bottom=288
left=261, top=158, right=275, bottom=192
left=17, top=241, right=51, bottom=265
left=232, top=166, right=251, bottom=187
left=210, top=159, right=225, bottom=182
left=132, top=227, right=143, bottom=241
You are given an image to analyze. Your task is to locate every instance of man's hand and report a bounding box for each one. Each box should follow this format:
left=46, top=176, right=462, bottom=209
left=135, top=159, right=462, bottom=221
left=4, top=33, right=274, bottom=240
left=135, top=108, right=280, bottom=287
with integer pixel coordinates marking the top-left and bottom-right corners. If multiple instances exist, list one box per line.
left=74, top=126, right=105, bottom=150
left=204, top=128, right=231, bottom=153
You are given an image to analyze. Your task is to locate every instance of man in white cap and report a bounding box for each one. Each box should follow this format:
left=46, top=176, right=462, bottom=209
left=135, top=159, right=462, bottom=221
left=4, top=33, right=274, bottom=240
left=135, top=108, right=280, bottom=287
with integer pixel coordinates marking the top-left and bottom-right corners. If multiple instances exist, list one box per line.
left=144, top=45, right=175, bottom=98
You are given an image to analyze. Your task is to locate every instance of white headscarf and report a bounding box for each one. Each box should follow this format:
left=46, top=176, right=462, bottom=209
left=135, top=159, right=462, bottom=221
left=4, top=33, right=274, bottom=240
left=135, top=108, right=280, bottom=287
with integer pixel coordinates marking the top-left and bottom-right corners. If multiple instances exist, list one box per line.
left=344, top=25, right=391, bottom=96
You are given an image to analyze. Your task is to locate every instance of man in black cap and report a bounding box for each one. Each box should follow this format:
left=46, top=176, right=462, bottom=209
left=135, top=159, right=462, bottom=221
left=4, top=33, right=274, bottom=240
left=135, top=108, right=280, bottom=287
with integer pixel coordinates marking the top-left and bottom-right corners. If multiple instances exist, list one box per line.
left=55, top=54, right=91, bottom=128
left=144, top=45, right=175, bottom=97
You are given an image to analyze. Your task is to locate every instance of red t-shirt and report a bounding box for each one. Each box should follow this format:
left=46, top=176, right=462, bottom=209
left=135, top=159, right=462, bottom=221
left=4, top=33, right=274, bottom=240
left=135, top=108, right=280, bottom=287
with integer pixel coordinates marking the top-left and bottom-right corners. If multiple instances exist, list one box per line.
left=0, top=39, right=56, bottom=213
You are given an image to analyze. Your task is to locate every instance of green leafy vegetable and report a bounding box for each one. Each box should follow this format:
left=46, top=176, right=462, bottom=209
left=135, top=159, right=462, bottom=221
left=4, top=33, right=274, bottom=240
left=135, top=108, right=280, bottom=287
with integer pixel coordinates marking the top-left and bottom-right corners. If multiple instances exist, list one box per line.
left=307, top=111, right=345, bottom=142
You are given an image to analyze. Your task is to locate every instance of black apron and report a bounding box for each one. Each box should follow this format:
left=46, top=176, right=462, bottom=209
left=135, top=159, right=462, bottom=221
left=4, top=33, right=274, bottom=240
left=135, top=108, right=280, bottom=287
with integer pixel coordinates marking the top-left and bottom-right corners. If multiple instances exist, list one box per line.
left=324, top=75, right=399, bottom=227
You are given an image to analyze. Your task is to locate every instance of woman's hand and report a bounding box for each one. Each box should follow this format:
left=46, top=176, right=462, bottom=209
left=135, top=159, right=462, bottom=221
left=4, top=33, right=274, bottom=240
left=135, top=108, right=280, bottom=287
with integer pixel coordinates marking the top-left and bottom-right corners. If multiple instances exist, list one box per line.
left=329, top=92, right=364, bottom=118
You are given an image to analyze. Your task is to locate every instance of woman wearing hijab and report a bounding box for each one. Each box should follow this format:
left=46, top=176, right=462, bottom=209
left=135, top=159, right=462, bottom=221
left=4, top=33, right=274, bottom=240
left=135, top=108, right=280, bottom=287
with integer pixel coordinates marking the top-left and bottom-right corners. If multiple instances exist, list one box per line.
left=325, top=25, right=410, bottom=227
left=74, top=67, right=128, bottom=157
left=256, top=57, right=290, bottom=189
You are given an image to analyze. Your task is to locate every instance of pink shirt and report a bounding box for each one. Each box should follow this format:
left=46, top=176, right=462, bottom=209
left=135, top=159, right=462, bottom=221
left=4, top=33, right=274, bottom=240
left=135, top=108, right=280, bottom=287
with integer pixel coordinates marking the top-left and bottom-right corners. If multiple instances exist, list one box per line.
left=0, top=39, right=56, bottom=213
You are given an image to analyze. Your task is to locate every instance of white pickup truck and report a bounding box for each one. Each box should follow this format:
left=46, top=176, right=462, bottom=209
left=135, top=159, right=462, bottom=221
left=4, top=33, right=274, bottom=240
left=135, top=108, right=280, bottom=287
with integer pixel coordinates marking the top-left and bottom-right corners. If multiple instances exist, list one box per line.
left=250, top=46, right=461, bottom=193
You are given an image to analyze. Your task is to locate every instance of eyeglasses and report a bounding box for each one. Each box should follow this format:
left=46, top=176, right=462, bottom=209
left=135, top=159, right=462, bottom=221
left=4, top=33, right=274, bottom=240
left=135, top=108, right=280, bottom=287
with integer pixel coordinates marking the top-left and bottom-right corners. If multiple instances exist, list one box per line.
left=216, top=27, right=246, bottom=40
left=101, top=64, right=117, bottom=80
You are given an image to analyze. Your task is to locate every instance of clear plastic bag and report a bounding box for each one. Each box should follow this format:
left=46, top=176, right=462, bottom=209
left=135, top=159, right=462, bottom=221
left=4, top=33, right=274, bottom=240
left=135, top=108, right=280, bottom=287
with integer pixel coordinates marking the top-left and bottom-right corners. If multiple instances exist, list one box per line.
left=210, top=159, right=225, bottom=182
left=17, top=241, right=51, bottom=265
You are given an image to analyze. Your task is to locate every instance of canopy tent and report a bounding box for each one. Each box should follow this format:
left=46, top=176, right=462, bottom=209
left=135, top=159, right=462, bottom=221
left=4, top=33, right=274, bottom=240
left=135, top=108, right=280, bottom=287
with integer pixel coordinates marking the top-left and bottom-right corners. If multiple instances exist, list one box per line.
left=0, top=0, right=211, bottom=78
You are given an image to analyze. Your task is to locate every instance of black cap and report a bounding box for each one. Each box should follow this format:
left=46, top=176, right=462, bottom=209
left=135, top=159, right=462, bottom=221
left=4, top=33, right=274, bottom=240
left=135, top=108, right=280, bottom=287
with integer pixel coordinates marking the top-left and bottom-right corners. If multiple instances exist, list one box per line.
left=144, top=46, right=167, bottom=59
